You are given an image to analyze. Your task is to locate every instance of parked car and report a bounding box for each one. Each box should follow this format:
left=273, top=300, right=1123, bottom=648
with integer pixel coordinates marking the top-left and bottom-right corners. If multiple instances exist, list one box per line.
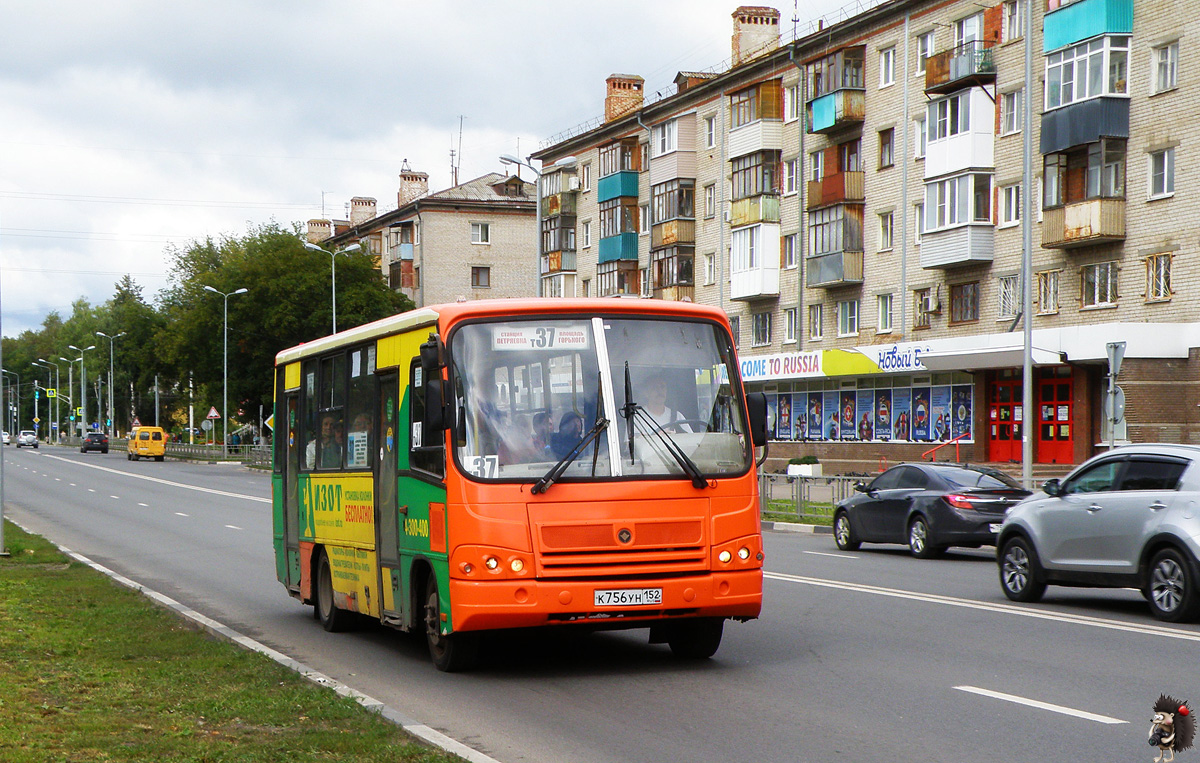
left=81, top=432, right=109, bottom=454
left=998, top=444, right=1200, bottom=623
left=15, top=430, right=37, bottom=448
left=833, top=462, right=1030, bottom=558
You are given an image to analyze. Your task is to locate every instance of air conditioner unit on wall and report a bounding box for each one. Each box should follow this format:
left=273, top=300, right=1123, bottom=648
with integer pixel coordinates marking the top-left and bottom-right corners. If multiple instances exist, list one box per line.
left=923, top=294, right=941, bottom=314
left=567, top=176, right=581, bottom=192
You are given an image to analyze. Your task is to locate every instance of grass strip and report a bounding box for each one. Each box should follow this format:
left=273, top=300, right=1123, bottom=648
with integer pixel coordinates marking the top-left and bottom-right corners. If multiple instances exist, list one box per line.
left=0, top=520, right=465, bottom=763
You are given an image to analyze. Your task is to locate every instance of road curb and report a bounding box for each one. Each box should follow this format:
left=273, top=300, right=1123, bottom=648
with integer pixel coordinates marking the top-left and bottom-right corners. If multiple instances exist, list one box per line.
left=9, top=518, right=501, bottom=763
left=762, top=521, right=832, bottom=534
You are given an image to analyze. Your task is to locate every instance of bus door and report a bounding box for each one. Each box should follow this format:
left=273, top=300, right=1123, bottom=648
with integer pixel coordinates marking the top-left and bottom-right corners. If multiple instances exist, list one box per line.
left=283, top=393, right=302, bottom=590
left=375, top=370, right=404, bottom=623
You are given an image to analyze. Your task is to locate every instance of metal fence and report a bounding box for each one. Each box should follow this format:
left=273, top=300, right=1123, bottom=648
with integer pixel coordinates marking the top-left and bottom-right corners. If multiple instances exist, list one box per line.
left=758, top=473, right=862, bottom=524
left=59, top=436, right=272, bottom=468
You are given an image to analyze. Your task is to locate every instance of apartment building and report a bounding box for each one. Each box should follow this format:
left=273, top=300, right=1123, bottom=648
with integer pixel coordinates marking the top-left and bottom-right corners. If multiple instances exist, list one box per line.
left=309, top=166, right=538, bottom=307
left=533, top=1, right=1200, bottom=470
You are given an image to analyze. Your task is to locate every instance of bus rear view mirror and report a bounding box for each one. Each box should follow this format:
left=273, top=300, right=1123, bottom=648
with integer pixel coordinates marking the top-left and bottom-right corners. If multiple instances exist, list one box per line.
left=745, top=392, right=768, bottom=447
left=419, top=334, right=444, bottom=374
left=424, top=378, right=447, bottom=433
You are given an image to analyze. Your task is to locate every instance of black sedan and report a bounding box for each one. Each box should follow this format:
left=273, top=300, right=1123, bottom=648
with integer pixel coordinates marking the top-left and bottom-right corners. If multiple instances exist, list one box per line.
left=833, top=463, right=1030, bottom=558
left=81, top=432, right=109, bottom=454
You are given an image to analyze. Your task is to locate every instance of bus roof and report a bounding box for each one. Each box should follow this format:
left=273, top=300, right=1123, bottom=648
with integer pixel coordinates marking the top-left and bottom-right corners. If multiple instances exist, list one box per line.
left=274, top=298, right=732, bottom=366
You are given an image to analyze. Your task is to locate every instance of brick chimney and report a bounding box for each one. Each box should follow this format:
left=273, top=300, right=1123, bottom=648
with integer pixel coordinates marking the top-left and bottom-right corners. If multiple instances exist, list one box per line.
left=732, top=6, right=781, bottom=66
left=349, top=196, right=376, bottom=226
left=605, top=74, right=645, bottom=122
left=306, top=219, right=332, bottom=243
left=398, top=165, right=429, bottom=207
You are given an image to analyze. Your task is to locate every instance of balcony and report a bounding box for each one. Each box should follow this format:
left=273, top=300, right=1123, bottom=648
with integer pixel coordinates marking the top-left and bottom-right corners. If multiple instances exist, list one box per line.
left=1041, top=97, right=1129, bottom=154
left=391, top=242, right=414, bottom=261
left=806, top=89, right=865, bottom=135
left=1041, top=198, right=1126, bottom=249
left=806, top=172, right=864, bottom=210
left=598, top=232, right=639, bottom=263
left=542, top=192, right=577, bottom=218
left=920, top=225, right=995, bottom=269
left=597, top=171, right=639, bottom=202
left=728, top=119, right=783, bottom=160
left=543, top=250, right=578, bottom=274
left=925, top=42, right=995, bottom=95
left=729, top=195, right=781, bottom=227
left=652, top=285, right=695, bottom=302
left=1044, top=0, right=1132, bottom=52
left=731, top=265, right=780, bottom=301
left=805, top=251, right=864, bottom=289
left=651, top=218, right=695, bottom=249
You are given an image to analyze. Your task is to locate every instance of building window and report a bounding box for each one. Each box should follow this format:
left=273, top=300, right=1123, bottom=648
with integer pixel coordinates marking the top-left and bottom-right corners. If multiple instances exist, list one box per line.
left=877, top=293, right=894, bottom=333
left=839, top=139, right=862, bottom=172
left=809, top=49, right=863, bottom=98
left=752, top=312, right=771, bottom=346
left=914, top=116, right=927, bottom=158
left=1037, top=270, right=1060, bottom=314
left=640, top=203, right=650, bottom=234
left=1150, top=148, right=1175, bottom=198
left=914, top=203, right=925, bottom=244
left=954, top=13, right=983, bottom=47
left=1081, top=262, right=1118, bottom=307
left=704, top=253, right=716, bottom=285
left=704, top=183, right=716, bottom=218
left=784, top=308, right=797, bottom=343
left=471, top=266, right=490, bottom=288
left=581, top=278, right=590, bottom=297
left=652, top=118, right=678, bottom=157
left=599, top=138, right=640, bottom=177
left=783, top=158, right=798, bottom=194
left=581, top=163, right=592, bottom=191
left=1044, top=138, right=1126, bottom=206
left=1154, top=42, right=1179, bottom=94
left=783, top=233, right=797, bottom=269
left=809, top=205, right=863, bottom=256
left=1000, top=184, right=1021, bottom=227
left=879, top=128, right=894, bottom=168
left=729, top=316, right=740, bottom=348
left=916, top=31, right=934, bottom=74
left=1045, top=36, right=1129, bottom=110
left=731, top=151, right=781, bottom=200
left=597, top=261, right=637, bottom=297
left=651, top=247, right=694, bottom=290
left=785, top=84, right=801, bottom=121
left=599, top=198, right=638, bottom=238
left=731, top=226, right=759, bottom=272
left=950, top=282, right=979, bottom=323
left=705, top=115, right=717, bottom=148
left=808, top=304, right=823, bottom=340
left=878, top=211, right=894, bottom=251
left=914, top=287, right=932, bottom=328
left=879, top=46, right=896, bottom=87
left=809, top=149, right=824, bottom=181
left=1147, top=253, right=1172, bottom=301
left=471, top=222, right=491, bottom=244
left=837, top=300, right=859, bottom=337
left=1001, top=90, right=1022, bottom=135
left=581, top=221, right=591, bottom=248
left=925, top=174, right=991, bottom=231
left=1003, top=0, right=1022, bottom=42
left=927, top=92, right=970, bottom=143
left=998, top=275, right=1019, bottom=319
left=731, top=80, right=783, bottom=128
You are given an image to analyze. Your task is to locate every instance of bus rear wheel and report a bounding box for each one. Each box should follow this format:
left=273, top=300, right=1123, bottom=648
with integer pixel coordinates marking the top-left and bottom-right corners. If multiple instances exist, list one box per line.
left=666, top=617, right=724, bottom=659
left=423, top=576, right=478, bottom=672
left=315, top=550, right=355, bottom=632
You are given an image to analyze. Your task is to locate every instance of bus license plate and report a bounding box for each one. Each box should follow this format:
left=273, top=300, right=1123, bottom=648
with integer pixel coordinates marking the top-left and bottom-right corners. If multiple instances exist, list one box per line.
left=594, top=588, right=663, bottom=607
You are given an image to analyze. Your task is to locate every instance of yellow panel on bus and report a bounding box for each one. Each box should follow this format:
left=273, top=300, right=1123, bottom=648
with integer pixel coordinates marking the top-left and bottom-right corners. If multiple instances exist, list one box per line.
left=284, top=361, right=301, bottom=392
left=299, top=474, right=375, bottom=548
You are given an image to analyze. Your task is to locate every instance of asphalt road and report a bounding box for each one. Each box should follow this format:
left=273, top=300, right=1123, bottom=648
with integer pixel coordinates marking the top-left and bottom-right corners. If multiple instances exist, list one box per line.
left=5, top=445, right=1198, bottom=762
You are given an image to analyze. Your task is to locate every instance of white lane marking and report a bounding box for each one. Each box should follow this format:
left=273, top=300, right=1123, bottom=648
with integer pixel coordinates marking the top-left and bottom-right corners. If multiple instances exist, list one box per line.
left=55, top=478, right=61, bottom=481
left=42, top=453, right=269, bottom=503
left=138, top=503, right=148, bottom=507
left=69, top=483, right=76, bottom=486
left=803, top=550, right=858, bottom=559
left=110, top=495, right=119, bottom=499
left=87, top=488, right=96, bottom=493
left=954, top=686, right=1126, bottom=725
left=175, top=512, right=189, bottom=517
left=225, top=525, right=243, bottom=531
left=765, top=571, right=1200, bottom=643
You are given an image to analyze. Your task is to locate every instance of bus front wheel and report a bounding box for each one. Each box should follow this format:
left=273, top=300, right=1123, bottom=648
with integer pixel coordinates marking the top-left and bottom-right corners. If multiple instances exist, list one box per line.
left=423, top=576, right=478, bottom=672
left=315, top=550, right=355, bottom=632
left=666, top=617, right=724, bottom=659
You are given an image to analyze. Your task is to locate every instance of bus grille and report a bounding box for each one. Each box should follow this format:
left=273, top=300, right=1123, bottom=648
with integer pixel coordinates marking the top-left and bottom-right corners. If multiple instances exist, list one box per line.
left=536, top=520, right=707, bottom=577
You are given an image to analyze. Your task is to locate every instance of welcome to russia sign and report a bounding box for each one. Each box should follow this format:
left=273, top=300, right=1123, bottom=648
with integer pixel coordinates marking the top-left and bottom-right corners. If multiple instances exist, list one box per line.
left=738, top=342, right=932, bottom=383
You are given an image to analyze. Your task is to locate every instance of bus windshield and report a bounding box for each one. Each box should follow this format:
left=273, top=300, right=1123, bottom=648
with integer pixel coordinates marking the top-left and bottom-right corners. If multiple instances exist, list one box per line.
left=450, top=316, right=750, bottom=483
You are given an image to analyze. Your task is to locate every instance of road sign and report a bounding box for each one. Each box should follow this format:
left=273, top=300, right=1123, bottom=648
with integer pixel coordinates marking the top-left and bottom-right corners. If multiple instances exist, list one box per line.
left=206, top=406, right=220, bottom=420
left=201, top=420, right=214, bottom=431
left=1105, top=386, right=1126, bottom=423
left=264, top=414, right=275, bottom=431
left=32, top=417, right=40, bottom=424
left=131, top=416, right=141, bottom=427
left=46, top=388, right=56, bottom=398
left=1107, top=341, right=1126, bottom=377
left=76, top=407, right=83, bottom=416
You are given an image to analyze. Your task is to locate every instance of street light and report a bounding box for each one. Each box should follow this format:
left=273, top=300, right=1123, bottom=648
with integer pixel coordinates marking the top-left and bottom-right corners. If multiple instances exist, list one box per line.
left=499, top=154, right=576, bottom=298
left=203, top=285, right=248, bottom=458
left=304, top=241, right=362, bottom=335
left=0, top=369, right=18, bottom=433
left=96, top=331, right=126, bottom=437
left=59, top=356, right=81, bottom=436
left=36, top=358, right=60, bottom=443
left=68, top=344, right=96, bottom=436
left=31, top=362, right=53, bottom=441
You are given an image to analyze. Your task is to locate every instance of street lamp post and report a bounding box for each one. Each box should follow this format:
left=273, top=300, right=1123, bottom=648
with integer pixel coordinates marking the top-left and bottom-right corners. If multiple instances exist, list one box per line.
left=304, top=242, right=361, bottom=335
left=37, top=358, right=60, bottom=442
left=59, top=357, right=80, bottom=437
left=203, top=285, right=248, bottom=458
left=68, top=344, right=96, bottom=436
left=31, top=362, right=53, bottom=441
left=499, top=154, right=576, bottom=298
left=1, top=369, right=20, bottom=433
left=96, top=331, right=125, bottom=437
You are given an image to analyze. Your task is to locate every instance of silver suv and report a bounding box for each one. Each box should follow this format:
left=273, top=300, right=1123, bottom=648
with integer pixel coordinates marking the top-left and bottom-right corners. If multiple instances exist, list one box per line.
left=998, top=444, right=1200, bottom=622
left=16, top=430, right=37, bottom=448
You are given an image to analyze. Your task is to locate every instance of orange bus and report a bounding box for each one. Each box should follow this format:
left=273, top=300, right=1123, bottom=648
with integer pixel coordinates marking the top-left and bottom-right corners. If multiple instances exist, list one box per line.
left=272, top=299, right=767, bottom=671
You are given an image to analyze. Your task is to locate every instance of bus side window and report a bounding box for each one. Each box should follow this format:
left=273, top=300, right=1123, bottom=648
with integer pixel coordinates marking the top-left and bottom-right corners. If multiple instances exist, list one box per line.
left=410, top=359, right=444, bottom=478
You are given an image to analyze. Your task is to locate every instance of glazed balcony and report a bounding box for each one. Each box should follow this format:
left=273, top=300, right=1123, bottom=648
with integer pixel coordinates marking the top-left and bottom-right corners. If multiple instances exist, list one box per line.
left=651, top=218, right=695, bottom=249
left=920, top=225, right=995, bottom=269
left=925, top=41, right=995, bottom=96
left=542, top=192, right=578, bottom=218
left=1041, top=198, right=1126, bottom=249
left=729, top=195, right=781, bottom=227
left=1044, top=0, right=1133, bottom=52
left=597, top=171, right=639, bottom=202
left=806, top=171, right=864, bottom=211
left=542, top=250, right=578, bottom=274
left=806, top=89, right=865, bottom=135
left=805, top=251, right=864, bottom=289
left=598, top=232, right=639, bottom=263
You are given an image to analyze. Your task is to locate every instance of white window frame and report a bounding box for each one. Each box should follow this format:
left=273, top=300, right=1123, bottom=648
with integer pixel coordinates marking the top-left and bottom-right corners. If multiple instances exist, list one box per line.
left=784, top=158, right=799, bottom=195
left=581, top=162, right=592, bottom=191
left=704, top=115, right=717, bottom=148
left=1081, top=261, right=1118, bottom=308
left=730, top=226, right=759, bottom=273
left=704, top=253, right=716, bottom=285
left=927, top=92, right=970, bottom=144
left=809, top=149, right=824, bottom=181
left=783, top=233, right=798, bottom=269
left=1037, top=270, right=1060, bottom=314
left=784, top=308, right=797, bottom=343
left=471, top=222, right=491, bottom=244
left=916, top=31, right=934, bottom=74
left=785, top=84, right=801, bottom=122
left=652, top=119, right=677, bottom=157
left=1150, top=147, right=1176, bottom=198
left=914, top=116, right=927, bottom=158
left=1003, top=0, right=1022, bottom=42
left=1153, top=41, right=1179, bottom=94
left=837, top=300, right=859, bottom=337
left=640, top=203, right=650, bottom=236
left=1147, top=253, right=1172, bottom=301
left=1044, top=36, right=1130, bottom=111
left=877, top=293, right=894, bottom=333
left=752, top=312, right=771, bottom=347
left=998, top=274, right=1020, bottom=319
left=1001, top=89, right=1022, bottom=136
left=808, top=303, right=823, bottom=340
left=879, top=46, right=896, bottom=87
left=878, top=211, right=894, bottom=251
left=704, top=183, right=716, bottom=218
left=914, top=203, right=925, bottom=244
left=1000, top=184, right=1021, bottom=227
left=581, top=221, right=592, bottom=248
left=913, top=288, right=932, bottom=328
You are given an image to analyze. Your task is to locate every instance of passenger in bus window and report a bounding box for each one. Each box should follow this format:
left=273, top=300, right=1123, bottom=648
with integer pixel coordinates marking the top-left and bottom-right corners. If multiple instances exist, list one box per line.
left=306, top=413, right=341, bottom=468
left=532, top=411, right=553, bottom=456
left=550, top=412, right=584, bottom=458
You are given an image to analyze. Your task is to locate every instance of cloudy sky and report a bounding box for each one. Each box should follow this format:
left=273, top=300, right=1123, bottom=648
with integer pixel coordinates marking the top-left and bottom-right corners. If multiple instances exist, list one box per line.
left=0, top=0, right=852, bottom=337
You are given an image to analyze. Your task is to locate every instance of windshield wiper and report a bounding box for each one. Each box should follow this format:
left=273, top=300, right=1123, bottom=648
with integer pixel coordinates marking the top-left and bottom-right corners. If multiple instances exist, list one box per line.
left=628, top=407, right=709, bottom=490
left=532, top=374, right=608, bottom=495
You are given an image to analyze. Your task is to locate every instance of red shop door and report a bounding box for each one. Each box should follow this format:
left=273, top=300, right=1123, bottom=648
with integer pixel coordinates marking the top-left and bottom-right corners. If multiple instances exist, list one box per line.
left=1037, top=369, right=1074, bottom=465
left=987, top=374, right=1023, bottom=463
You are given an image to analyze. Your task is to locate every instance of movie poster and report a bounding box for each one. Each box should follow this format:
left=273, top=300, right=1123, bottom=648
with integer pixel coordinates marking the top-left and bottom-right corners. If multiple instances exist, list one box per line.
left=875, top=389, right=893, bottom=441
left=856, top=390, right=874, bottom=441
left=778, top=394, right=793, bottom=441
left=931, top=385, right=952, bottom=441
left=839, top=391, right=856, bottom=440
left=766, top=394, right=778, bottom=440
left=892, top=388, right=911, bottom=441
left=793, top=393, right=808, bottom=440
left=808, top=393, right=824, bottom=440
left=951, top=385, right=972, bottom=440
left=823, top=391, right=839, bottom=440
left=912, top=387, right=931, bottom=441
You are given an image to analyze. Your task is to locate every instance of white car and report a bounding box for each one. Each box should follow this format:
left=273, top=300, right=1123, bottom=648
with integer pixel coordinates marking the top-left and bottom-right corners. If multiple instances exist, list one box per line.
left=1, top=432, right=9, bottom=445
left=16, top=430, right=37, bottom=448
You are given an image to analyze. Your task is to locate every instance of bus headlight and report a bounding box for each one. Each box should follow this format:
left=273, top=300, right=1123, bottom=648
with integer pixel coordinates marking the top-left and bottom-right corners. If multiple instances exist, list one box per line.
left=509, top=558, right=524, bottom=573
left=737, top=547, right=750, bottom=560
left=718, top=550, right=732, bottom=564
left=484, top=556, right=499, bottom=571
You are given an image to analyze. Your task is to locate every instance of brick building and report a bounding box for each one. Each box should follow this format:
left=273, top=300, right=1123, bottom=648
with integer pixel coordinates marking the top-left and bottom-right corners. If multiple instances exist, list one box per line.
left=308, top=167, right=538, bottom=307
left=532, top=0, right=1200, bottom=471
